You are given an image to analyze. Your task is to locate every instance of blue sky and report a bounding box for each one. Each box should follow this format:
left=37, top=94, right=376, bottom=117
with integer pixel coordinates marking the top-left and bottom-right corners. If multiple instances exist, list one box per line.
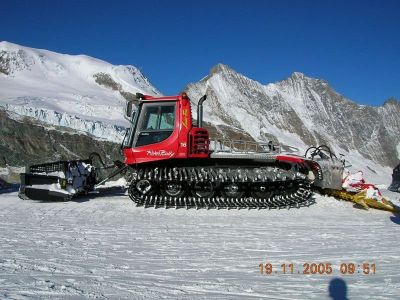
left=2, top=0, right=399, bottom=105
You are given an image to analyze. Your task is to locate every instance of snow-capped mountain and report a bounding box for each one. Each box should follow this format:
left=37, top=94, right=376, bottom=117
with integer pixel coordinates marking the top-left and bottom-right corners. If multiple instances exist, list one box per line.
left=186, top=64, right=400, bottom=183
left=1, top=42, right=398, bottom=184
left=0, top=41, right=160, bottom=141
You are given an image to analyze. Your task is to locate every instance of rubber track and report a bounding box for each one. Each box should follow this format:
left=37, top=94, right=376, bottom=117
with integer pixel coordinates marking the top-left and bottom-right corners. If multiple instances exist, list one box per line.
left=128, top=166, right=313, bottom=209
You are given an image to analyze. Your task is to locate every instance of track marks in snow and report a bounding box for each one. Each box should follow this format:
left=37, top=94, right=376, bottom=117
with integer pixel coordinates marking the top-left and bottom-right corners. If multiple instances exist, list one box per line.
left=0, top=192, right=400, bottom=299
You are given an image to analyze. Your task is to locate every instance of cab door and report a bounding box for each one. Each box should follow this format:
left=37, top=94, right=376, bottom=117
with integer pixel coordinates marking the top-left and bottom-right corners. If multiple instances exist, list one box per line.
left=130, top=101, right=180, bottom=163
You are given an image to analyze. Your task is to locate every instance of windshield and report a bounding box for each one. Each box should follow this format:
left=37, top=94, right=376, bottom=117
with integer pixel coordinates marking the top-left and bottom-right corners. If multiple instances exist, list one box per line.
left=134, top=102, right=176, bottom=147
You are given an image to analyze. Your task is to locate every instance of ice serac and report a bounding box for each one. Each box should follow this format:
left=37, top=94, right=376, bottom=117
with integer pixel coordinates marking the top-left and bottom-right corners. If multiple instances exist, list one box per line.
left=0, top=41, right=161, bottom=141
left=186, top=64, right=400, bottom=182
left=0, top=109, right=122, bottom=169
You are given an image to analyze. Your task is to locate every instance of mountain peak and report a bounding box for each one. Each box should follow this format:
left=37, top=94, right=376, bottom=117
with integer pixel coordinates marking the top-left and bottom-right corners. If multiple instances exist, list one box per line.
left=0, top=41, right=19, bottom=50
left=383, top=97, right=400, bottom=107
left=0, top=41, right=11, bottom=48
left=0, top=41, right=44, bottom=55
left=0, top=42, right=159, bottom=93
left=283, top=72, right=329, bottom=88
left=290, top=71, right=305, bottom=80
left=210, top=63, right=235, bottom=75
left=288, top=71, right=320, bottom=82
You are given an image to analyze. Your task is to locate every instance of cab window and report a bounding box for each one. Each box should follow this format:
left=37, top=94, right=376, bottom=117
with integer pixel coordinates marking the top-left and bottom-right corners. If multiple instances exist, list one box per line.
left=135, top=103, right=176, bottom=147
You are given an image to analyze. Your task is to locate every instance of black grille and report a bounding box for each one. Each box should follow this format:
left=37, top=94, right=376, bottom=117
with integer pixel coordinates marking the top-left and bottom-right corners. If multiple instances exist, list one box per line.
left=29, top=160, right=92, bottom=174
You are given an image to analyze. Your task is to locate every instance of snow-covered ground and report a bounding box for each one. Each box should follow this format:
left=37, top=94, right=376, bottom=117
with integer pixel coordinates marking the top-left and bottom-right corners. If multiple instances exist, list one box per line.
left=1, top=189, right=400, bottom=299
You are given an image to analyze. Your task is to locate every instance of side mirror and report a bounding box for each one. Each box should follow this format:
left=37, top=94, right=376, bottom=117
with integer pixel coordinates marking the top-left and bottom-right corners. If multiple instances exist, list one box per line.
left=126, top=101, right=133, bottom=118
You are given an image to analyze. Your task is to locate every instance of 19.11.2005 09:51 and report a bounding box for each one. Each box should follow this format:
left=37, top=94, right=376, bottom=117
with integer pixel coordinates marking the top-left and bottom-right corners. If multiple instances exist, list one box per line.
left=259, top=262, right=376, bottom=275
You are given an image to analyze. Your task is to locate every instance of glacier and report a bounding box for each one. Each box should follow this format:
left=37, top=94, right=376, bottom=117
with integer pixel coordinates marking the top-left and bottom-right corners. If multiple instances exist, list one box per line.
left=0, top=41, right=160, bottom=142
left=2, top=102, right=127, bottom=142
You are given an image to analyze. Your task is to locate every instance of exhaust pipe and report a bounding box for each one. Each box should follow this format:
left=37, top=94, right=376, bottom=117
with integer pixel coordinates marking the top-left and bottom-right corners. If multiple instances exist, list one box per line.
left=197, top=95, right=207, bottom=127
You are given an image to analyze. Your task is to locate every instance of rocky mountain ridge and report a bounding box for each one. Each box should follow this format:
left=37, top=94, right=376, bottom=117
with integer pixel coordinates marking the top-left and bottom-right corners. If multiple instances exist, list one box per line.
left=186, top=64, right=400, bottom=168
left=0, top=108, right=122, bottom=168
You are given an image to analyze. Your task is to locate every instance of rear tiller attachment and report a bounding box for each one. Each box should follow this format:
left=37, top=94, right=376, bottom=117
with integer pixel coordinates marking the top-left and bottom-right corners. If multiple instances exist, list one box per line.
left=19, top=153, right=127, bottom=201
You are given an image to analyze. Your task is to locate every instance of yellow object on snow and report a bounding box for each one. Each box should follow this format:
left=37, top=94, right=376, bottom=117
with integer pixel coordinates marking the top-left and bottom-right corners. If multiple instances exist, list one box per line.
left=323, top=189, right=399, bottom=213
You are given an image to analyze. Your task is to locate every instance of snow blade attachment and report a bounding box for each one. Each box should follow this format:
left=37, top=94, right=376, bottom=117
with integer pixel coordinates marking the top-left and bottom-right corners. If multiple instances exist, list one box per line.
left=322, top=189, right=400, bottom=213
left=388, top=164, right=400, bottom=193
left=19, top=159, right=96, bottom=201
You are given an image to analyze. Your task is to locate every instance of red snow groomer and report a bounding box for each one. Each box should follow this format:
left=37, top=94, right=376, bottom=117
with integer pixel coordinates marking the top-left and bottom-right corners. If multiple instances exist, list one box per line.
left=19, top=93, right=345, bottom=209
